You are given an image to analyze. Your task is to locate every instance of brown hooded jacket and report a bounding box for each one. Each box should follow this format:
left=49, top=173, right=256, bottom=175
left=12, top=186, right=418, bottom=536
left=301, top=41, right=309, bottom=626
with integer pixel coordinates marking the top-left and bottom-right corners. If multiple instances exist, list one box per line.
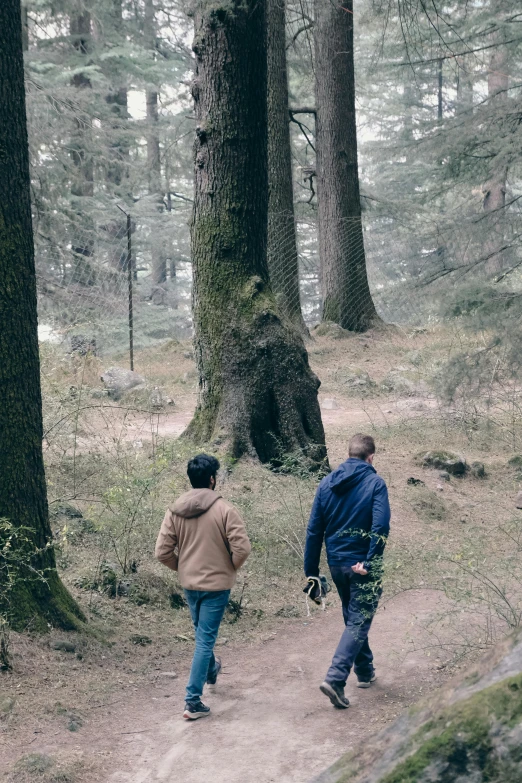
left=155, top=489, right=251, bottom=591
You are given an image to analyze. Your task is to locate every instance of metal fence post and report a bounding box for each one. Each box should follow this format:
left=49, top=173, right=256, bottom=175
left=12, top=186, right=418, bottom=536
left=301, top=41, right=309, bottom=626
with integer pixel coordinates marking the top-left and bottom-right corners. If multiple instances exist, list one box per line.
left=117, top=205, right=134, bottom=371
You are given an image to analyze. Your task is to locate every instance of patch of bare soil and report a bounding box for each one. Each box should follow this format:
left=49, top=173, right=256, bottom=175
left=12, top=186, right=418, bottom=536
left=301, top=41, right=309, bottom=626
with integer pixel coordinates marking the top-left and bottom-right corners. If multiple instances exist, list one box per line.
left=1, top=591, right=445, bottom=783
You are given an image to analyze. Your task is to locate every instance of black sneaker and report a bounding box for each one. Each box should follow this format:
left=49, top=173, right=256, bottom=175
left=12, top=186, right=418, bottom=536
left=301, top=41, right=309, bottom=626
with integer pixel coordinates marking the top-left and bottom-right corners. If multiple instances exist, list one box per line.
left=320, top=680, right=350, bottom=709
left=207, top=657, right=222, bottom=686
left=356, top=672, right=377, bottom=689
left=183, top=700, right=211, bottom=720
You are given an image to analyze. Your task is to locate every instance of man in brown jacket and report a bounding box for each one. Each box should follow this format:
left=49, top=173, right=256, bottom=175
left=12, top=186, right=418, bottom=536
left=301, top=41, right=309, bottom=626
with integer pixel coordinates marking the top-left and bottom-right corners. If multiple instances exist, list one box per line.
left=155, top=453, right=251, bottom=720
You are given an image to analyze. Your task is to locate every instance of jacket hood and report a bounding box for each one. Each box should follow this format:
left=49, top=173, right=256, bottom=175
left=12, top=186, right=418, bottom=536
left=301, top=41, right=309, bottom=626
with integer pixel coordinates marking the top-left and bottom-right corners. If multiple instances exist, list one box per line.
left=327, top=458, right=376, bottom=496
left=170, top=488, right=221, bottom=519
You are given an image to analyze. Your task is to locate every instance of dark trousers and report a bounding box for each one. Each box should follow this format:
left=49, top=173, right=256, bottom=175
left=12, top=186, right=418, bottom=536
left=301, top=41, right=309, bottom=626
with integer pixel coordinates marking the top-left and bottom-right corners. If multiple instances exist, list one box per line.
left=326, top=565, right=382, bottom=685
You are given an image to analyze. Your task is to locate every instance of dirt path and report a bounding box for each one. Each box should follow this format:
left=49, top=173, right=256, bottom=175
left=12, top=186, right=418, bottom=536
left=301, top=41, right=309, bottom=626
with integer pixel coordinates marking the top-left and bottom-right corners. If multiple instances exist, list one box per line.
left=102, top=590, right=441, bottom=783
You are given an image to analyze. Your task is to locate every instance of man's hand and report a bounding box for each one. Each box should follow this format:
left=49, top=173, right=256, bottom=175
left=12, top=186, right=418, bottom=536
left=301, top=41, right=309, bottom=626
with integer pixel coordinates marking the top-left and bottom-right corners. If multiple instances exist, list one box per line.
left=351, top=562, right=368, bottom=576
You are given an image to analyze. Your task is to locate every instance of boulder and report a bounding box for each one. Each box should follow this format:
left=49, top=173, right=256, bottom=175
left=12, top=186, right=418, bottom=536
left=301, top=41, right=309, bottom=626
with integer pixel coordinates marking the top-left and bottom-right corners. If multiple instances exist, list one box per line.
left=420, top=450, right=468, bottom=476
left=312, top=321, right=351, bottom=340
left=312, top=628, right=522, bottom=783
left=101, top=367, right=145, bottom=400
left=321, top=398, right=340, bottom=410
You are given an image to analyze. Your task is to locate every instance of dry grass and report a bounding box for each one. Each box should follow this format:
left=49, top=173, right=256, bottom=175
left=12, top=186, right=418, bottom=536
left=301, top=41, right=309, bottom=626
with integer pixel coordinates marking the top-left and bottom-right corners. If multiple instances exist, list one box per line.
left=3, top=325, right=522, bottom=780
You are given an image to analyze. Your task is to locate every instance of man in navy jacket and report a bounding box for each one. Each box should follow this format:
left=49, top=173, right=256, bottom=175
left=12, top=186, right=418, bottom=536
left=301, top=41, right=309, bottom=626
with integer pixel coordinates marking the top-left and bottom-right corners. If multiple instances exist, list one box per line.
left=304, top=433, right=391, bottom=709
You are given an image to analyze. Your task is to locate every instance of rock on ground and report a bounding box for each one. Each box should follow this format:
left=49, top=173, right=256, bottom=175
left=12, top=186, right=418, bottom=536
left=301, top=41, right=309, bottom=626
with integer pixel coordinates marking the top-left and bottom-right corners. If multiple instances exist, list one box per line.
left=420, top=450, right=468, bottom=476
left=312, top=628, right=522, bottom=783
left=101, top=367, right=146, bottom=400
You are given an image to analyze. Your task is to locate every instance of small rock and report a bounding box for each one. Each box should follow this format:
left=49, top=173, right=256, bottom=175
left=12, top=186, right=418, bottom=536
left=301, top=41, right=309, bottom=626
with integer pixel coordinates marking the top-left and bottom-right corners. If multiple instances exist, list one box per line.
left=421, top=451, right=467, bottom=476
left=340, top=371, right=376, bottom=391
left=276, top=605, right=300, bottom=618
left=51, top=640, right=76, bottom=653
left=460, top=516, right=467, bottom=524
left=321, top=398, right=340, bottom=410
left=516, top=491, right=522, bottom=510
left=436, top=484, right=444, bottom=491
left=51, top=503, right=83, bottom=519
left=130, top=634, right=152, bottom=646
left=439, top=471, right=450, bottom=482
left=101, top=367, right=146, bottom=400
left=407, top=477, right=425, bottom=486
left=470, top=461, right=486, bottom=478
left=158, top=672, right=178, bottom=679
left=90, top=388, right=109, bottom=399
left=0, top=697, right=15, bottom=715
left=312, top=321, right=350, bottom=339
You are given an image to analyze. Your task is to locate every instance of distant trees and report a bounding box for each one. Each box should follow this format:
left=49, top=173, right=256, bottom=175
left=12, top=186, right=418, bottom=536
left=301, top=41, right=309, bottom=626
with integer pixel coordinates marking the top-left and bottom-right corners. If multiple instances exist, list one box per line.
left=267, top=0, right=308, bottom=335
left=0, top=0, right=83, bottom=631
left=188, top=0, right=327, bottom=468
left=314, top=0, right=379, bottom=331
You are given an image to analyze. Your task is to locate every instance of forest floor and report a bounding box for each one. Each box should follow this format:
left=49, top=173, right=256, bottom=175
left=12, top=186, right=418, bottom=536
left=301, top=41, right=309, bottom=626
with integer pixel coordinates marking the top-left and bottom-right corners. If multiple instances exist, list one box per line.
left=2, top=325, right=522, bottom=782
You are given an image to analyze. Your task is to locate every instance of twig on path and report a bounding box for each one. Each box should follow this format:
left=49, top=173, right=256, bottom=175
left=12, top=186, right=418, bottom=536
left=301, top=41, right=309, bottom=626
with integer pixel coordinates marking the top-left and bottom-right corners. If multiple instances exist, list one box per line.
left=120, top=728, right=157, bottom=735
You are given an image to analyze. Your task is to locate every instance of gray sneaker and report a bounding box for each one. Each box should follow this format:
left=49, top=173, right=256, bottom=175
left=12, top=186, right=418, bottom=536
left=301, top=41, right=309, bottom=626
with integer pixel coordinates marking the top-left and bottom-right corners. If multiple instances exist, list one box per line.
left=356, top=672, right=377, bottom=689
left=320, top=680, right=350, bottom=709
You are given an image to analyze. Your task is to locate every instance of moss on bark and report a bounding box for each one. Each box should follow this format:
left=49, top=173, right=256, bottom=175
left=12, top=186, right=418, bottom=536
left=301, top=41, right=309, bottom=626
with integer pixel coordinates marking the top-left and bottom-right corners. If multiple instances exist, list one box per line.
left=188, top=0, right=327, bottom=469
left=0, top=0, right=84, bottom=632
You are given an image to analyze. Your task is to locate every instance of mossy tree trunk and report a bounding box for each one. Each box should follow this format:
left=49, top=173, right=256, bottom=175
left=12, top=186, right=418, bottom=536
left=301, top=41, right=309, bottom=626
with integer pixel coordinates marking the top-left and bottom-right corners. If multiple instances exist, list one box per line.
left=187, top=0, right=327, bottom=468
left=0, top=0, right=84, bottom=632
left=314, top=0, right=380, bottom=332
left=267, top=0, right=308, bottom=337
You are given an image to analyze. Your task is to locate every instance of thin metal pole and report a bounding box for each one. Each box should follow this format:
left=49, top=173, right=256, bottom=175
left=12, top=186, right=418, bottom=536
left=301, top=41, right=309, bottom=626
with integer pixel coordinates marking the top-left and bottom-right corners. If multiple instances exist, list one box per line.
left=127, top=213, right=134, bottom=371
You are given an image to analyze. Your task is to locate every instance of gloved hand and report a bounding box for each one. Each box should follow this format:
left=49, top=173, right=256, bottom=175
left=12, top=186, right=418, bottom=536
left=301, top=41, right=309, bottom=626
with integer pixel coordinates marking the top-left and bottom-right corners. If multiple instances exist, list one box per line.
left=303, top=575, right=330, bottom=605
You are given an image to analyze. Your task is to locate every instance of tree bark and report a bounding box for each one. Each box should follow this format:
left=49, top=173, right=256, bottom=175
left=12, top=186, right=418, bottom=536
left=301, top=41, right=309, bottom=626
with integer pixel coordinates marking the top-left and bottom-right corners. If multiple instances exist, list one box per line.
left=70, top=7, right=94, bottom=282
left=456, top=61, right=473, bottom=117
left=145, top=0, right=167, bottom=285
left=0, top=0, right=84, bottom=632
left=482, top=42, right=509, bottom=277
left=314, top=0, right=380, bottom=332
left=105, top=0, right=129, bottom=191
left=267, top=0, right=308, bottom=336
left=187, top=0, right=327, bottom=469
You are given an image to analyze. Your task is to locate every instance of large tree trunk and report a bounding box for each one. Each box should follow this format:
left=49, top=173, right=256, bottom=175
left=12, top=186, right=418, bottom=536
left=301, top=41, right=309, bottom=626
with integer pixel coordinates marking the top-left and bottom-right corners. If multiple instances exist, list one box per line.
left=145, top=0, right=167, bottom=285
left=187, top=0, right=327, bottom=469
left=267, top=0, right=308, bottom=336
left=314, top=0, right=380, bottom=332
left=70, top=7, right=95, bottom=283
left=0, top=0, right=84, bottom=632
left=483, top=42, right=509, bottom=277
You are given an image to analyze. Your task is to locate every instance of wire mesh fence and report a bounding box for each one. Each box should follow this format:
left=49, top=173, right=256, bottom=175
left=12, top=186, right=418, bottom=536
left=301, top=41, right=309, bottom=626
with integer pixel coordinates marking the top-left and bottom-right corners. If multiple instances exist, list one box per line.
left=36, top=206, right=522, bottom=360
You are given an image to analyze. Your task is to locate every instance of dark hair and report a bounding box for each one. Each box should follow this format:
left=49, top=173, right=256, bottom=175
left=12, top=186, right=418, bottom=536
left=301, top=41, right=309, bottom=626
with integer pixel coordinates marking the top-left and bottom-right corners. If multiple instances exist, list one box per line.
left=187, top=453, right=220, bottom=489
left=348, top=434, right=376, bottom=461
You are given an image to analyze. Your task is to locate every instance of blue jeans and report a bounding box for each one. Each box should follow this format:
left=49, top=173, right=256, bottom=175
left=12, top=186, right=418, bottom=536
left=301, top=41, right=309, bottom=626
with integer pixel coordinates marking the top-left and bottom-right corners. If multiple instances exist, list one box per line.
left=326, top=565, right=382, bottom=685
left=184, top=589, right=230, bottom=705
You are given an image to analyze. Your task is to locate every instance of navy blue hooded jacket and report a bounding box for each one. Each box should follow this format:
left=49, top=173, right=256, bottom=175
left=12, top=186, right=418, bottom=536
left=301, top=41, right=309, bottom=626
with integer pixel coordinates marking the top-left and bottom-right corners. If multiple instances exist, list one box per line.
left=304, top=458, right=391, bottom=577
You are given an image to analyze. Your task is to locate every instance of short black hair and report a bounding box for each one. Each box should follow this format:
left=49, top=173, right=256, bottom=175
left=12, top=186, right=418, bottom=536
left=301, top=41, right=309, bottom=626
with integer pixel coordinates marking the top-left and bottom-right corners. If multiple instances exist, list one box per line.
left=187, top=453, right=220, bottom=489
